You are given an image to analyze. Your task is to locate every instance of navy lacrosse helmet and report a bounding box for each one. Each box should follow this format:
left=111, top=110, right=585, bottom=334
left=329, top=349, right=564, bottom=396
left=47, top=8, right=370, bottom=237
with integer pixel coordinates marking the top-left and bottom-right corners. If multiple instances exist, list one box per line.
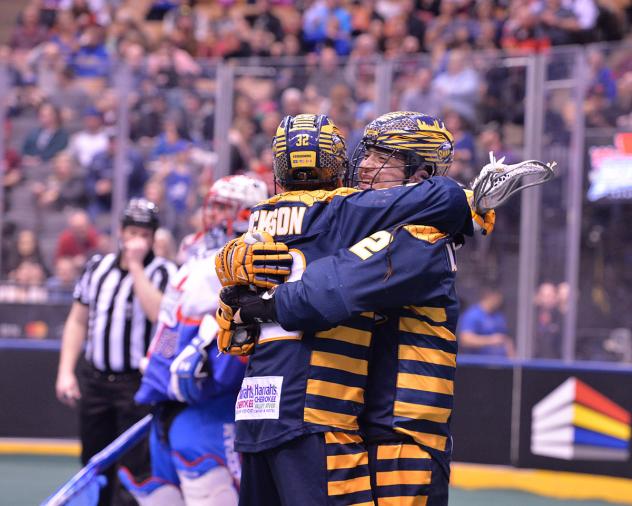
left=349, top=111, right=455, bottom=187
left=272, top=114, right=348, bottom=190
left=121, top=198, right=160, bottom=231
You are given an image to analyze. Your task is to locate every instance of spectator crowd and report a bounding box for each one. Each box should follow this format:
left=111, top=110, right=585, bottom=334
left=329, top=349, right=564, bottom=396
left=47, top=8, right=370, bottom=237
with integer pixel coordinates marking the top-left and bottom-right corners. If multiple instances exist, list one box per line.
left=0, top=0, right=630, bottom=358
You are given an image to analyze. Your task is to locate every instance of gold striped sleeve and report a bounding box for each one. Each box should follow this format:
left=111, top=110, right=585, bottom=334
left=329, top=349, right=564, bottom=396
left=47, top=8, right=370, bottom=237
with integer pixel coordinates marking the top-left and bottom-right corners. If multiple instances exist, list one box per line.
left=377, top=496, right=428, bottom=506
left=325, top=432, right=363, bottom=445
left=406, top=306, right=447, bottom=323
left=397, top=373, right=454, bottom=395
left=304, top=408, right=358, bottom=431
left=376, top=470, right=432, bottom=486
left=306, top=379, right=365, bottom=403
left=348, top=502, right=375, bottom=506
left=394, top=401, right=451, bottom=423
left=315, top=326, right=372, bottom=347
left=399, top=318, right=456, bottom=341
left=377, top=444, right=431, bottom=460
left=398, top=345, right=456, bottom=367
left=394, top=427, right=448, bottom=452
left=403, top=225, right=446, bottom=244
left=326, top=452, right=369, bottom=471
left=257, top=335, right=303, bottom=345
left=328, top=475, right=372, bottom=496
left=310, top=351, right=368, bottom=375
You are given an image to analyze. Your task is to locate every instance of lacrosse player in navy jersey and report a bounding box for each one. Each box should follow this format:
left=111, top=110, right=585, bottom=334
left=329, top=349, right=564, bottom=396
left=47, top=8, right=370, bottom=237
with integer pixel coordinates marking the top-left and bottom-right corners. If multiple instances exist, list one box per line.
left=210, top=112, right=493, bottom=506
left=215, top=111, right=511, bottom=506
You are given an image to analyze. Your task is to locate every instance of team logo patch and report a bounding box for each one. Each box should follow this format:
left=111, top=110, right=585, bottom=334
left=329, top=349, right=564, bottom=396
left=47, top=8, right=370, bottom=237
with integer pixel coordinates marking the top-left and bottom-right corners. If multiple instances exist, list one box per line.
left=235, top=376, right=284, bottom=420
left=437, top=141, right=453, bottom=161
left=331, top=135, right=343, bottom=155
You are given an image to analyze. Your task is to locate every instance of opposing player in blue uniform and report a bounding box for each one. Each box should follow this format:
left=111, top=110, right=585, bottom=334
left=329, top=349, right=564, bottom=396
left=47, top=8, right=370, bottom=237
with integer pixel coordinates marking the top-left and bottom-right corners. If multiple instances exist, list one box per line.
left=120, top=175, right=269, bottom=506
left=212, top=113, right=479, bottom=506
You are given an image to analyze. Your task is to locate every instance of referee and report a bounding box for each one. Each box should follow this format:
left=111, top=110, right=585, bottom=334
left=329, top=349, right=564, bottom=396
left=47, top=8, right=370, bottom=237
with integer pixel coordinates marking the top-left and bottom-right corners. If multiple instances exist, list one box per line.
left=56, top=198, right=177, bottom=506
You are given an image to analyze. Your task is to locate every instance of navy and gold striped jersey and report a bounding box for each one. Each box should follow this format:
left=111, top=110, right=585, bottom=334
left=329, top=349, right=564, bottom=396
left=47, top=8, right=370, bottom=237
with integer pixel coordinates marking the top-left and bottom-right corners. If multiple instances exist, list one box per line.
left=234, top=177, right=471, bottom=453
left=273, top=205, right=466, bottom=473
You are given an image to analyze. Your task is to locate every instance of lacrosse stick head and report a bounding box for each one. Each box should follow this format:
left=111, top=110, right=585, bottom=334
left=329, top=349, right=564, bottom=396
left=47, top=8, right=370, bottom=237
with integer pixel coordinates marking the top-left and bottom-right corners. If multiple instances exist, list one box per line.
left=471, top=152, right=556, bottom=213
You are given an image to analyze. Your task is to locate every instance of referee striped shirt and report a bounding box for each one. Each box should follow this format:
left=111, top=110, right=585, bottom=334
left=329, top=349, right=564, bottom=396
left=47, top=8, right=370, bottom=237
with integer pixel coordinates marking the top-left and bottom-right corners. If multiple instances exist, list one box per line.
left=74, top=252, right=177, bottom=373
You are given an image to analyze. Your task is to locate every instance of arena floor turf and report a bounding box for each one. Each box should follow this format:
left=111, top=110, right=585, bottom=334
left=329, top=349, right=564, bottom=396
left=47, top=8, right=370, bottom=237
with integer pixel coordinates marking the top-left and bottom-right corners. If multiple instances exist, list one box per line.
left=0, top=455, right=626, bottom=506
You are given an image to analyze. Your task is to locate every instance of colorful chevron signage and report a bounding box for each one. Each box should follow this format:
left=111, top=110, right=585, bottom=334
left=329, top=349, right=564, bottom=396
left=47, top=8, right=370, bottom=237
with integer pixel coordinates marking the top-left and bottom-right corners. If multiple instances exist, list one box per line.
left=531, top=377, right=631, bottom=461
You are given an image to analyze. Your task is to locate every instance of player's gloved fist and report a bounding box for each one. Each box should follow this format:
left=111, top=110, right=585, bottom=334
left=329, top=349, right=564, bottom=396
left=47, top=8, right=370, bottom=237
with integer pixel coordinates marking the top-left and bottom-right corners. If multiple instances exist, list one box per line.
left=216, top=289, right=260, bottom=356
left=473, top=208, right=495, bottom=235
left=220, top=285, right=277, bottom=324
left=464, top=189, right=496, bottom=236
left=215, top=231, right=293, bottom=289
left=252, top=233, right=294, bottom=288
left=169, top=315, right=217, bottom=404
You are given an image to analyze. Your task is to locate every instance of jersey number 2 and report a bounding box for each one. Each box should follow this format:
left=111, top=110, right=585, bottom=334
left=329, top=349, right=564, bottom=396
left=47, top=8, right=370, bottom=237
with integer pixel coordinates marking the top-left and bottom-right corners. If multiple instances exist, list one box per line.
left=349, top=231, right=393, bottom=260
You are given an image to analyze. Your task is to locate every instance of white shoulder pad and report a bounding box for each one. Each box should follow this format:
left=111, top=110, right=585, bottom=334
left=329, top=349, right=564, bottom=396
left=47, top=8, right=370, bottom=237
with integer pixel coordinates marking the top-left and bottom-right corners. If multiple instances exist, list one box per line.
left=178, top=255, right=222, bottom=318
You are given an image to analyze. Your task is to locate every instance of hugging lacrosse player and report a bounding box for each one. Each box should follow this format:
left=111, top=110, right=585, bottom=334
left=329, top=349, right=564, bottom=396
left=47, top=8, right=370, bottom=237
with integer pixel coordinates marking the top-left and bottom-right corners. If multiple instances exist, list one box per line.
left=215, top=111, right=554, bottom=506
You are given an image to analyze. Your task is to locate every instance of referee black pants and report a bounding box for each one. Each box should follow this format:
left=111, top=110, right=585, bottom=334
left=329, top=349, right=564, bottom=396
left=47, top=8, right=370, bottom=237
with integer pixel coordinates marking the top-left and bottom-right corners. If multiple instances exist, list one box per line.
left=78, top=361, right=150, bottom=506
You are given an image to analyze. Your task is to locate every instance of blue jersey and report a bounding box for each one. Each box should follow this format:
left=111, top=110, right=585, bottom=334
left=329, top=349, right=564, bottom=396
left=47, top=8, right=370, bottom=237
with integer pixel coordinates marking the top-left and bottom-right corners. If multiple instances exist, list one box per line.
left=136, top=252, right=245, bottom=406
left=458, top=304, right=509, bottom=356
left=234, top=177, right=471, bottom=453
left=129, top=245, right=245, bottom=501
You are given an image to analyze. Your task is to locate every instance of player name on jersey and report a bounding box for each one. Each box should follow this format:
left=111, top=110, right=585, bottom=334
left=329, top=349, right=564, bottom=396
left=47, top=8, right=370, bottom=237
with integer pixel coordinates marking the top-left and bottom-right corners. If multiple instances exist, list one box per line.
left=249, top=207, right=307, bottom=237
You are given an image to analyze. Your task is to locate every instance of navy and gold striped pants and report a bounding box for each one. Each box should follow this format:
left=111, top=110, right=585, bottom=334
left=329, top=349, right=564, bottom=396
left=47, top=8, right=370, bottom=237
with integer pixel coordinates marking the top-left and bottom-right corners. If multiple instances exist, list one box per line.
left=239, top=431, right=373, bottom=506
left=367, top=441, right=449, bottom=506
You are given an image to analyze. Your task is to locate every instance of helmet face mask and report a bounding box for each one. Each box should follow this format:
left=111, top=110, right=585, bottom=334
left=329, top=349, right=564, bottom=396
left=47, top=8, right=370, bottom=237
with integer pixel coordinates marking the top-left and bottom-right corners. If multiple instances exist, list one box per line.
left=203, top=175, right=268, bottom=232
left=272, top=114, right=348, bottom=191
left=348, top=111, right=454, bottom=189
left=202, top=198, right=239, bottom=232
left=350, top=145, right=414, bottom=190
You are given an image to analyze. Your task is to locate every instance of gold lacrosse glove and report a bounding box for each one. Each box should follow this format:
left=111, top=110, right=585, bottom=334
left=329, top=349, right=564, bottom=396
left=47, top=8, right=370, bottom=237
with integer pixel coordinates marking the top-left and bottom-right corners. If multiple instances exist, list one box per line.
left=464, top=189, right=496, bottom=235
left=215, top=231, right=293, bottom=289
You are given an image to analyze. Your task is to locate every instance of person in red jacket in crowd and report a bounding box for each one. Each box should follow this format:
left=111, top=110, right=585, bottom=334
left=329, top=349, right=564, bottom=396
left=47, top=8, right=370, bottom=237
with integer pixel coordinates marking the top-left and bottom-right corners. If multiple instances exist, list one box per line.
left=55, top=209, right=101, bottom=267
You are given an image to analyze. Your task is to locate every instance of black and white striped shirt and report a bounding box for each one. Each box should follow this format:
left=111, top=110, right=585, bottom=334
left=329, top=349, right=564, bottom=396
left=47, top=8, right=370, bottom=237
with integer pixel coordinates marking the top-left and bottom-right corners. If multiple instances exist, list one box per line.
left=74, top=252, right=177, bottom=373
